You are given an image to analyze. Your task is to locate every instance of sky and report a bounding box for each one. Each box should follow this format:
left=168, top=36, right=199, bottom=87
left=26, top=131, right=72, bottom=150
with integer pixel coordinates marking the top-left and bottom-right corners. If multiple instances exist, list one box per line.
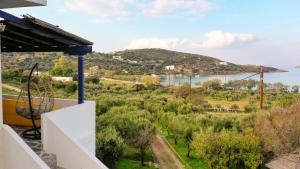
left=4, top=0, right=300, bottom=66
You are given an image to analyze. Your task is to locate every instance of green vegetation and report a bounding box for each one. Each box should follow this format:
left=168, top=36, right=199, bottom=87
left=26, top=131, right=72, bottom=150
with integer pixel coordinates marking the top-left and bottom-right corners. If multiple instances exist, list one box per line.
left=1, top=49, right=280, bottom=77
left=2, top=54, right=299, bottom=169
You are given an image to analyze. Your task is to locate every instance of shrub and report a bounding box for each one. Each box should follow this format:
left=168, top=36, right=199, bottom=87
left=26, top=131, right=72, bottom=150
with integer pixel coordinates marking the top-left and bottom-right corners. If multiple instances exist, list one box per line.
left=174, top=83, right=190, bottom=99
left=230, top=104, right=240, bottom=111
left=254, top=101, right=300, bottom=161
left=189, top=94, right=205, bottom=105
left=96, top=98, right=126, bottom=115
left=64, top=81, right=77, bottom=93
left=140, top=75, right=160, bottom=89
left=203, top=79, right=222, bottom=91
left=193, top=131, right=262, bottom=169
left=85, top=77, right=100, bottom=84
left=244, top=104, right=258, bottom=113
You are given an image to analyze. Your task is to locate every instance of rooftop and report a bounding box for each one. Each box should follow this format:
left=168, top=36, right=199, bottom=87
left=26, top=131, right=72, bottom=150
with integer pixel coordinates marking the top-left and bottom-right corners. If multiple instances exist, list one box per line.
left=0, top=0, right=46, bottom=9
left=0, top=10, right=93, bottom=55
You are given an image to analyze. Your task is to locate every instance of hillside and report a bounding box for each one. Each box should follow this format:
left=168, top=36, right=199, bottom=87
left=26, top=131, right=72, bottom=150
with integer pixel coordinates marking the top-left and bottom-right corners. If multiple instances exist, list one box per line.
left=86, top=48, right=280, bottom=75
left=1, top=49, right=280, bottom=75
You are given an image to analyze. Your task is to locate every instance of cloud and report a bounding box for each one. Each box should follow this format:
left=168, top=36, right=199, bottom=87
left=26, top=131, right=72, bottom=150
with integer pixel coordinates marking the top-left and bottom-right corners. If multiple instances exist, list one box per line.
left=192, top=30, right=256, bottom=49
left=140, top=0, right=216, bottom=16
left=126, top=38, right=189, bottom=50
left=64, top=0, right=131, bottom=22
left=126, top=31, right=257, bottom=51
left=63, top=0, right=215, bottom=23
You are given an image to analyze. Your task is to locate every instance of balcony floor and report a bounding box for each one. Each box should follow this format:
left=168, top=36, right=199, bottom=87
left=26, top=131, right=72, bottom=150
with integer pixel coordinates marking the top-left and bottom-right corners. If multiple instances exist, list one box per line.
left=11, top=126, right=42, bottom=154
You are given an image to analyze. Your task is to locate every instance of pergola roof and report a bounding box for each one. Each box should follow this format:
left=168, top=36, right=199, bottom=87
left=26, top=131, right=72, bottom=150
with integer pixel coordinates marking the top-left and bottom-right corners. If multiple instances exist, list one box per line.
left=0, top=10, right=93, bottom=55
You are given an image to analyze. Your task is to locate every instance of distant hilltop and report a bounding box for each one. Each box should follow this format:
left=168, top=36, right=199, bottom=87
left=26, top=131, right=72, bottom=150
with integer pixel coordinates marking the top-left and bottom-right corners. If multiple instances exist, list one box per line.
left=1, top=48, right=283, bottom=75
left=93, top=48, right=282, bottom=75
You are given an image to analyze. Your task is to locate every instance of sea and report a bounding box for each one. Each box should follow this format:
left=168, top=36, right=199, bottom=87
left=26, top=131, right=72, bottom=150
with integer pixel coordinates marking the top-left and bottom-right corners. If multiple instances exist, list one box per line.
left=160, top=66, right=300, bottom=88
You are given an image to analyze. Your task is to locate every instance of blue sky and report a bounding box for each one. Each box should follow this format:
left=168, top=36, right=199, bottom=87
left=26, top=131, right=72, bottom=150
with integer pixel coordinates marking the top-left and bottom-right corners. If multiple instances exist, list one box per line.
left=4, top=0, right=300, bottom=65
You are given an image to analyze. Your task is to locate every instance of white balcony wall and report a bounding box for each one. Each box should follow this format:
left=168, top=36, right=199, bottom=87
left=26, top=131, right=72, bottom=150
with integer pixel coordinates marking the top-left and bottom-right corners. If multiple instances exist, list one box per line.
left=0, top=127, right=3, bottom=169
left=42, top=101, right=108, bottom=169
left=0, top=125, right=49, bottom=169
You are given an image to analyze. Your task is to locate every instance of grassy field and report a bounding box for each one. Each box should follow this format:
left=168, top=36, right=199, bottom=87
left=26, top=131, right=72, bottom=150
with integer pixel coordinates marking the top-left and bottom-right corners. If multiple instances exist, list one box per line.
left=115, top=158, right=156, bottom=169
left=204, top=96, right=257, bottom=110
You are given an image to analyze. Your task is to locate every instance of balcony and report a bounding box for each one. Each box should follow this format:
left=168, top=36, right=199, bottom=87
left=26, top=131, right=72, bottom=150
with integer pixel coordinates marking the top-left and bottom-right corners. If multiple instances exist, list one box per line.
left=0, top=95, right=108, bottom=169
left=0, top=0, right=47, bottom=9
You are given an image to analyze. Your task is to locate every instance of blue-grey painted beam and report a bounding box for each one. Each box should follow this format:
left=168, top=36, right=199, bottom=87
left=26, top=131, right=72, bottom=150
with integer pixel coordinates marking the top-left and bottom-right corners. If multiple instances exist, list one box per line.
left=1, top=45, right=92, bottom=55
left=78, top=55, right=84, bottom=104
left=0, top=10, right=84, bottom=46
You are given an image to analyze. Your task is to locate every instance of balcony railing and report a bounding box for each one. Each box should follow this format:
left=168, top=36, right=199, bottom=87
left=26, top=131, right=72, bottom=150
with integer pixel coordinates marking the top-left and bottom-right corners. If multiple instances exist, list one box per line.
left=1, top=94, right=107, bottom=169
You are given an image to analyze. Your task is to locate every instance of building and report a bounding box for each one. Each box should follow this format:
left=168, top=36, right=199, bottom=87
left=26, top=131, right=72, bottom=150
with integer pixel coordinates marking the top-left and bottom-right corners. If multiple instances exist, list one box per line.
left=0, top=1, right=107, bottom=169
left=112, top=55, right=123, bottom=61
left=165, top=65, right=175, bottom=70
left=219, top=62, right=228, bottom=66
left=266, top=148, right=300, bottom=169
left=52, top=76, right=73, bottom=82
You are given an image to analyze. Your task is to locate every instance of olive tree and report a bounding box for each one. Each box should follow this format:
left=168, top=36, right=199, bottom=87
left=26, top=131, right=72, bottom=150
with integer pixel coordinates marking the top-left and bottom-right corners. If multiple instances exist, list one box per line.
left=96, top=127, right=124, bottom=168
left=193, top=131, right=262, bottom=169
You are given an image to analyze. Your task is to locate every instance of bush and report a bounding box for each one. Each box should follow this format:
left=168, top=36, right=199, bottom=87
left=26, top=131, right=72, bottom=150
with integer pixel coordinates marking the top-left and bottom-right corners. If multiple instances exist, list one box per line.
left=96, top=98, right=126, bottom=115
left=174, top=83, right=190, bottom=99
left=230, top=104, right=240, bottom=111
left=64, top=81, right=77, bottom=93
left=194, top=131, right=262, bottom=169
left=244, top=104, right=258, bottom=113
left=189, top=94, right=204, bottom=105
left=85, top=77, right=100, bottom=84
left=96, top=127, right=124, bottom=168
left=254, top=101, right=300, bottom=161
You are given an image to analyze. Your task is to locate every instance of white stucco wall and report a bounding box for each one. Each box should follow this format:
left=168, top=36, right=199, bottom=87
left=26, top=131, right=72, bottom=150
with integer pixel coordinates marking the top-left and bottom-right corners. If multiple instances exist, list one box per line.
left=0, top=127, right=3, bottom=169
left=1, top=125, right=49, bottom=169
left=42, top=101, right=107, bottom=169
left=0, top=31, right=3, bottom=127
left=42, top=101, right=96, bottom=153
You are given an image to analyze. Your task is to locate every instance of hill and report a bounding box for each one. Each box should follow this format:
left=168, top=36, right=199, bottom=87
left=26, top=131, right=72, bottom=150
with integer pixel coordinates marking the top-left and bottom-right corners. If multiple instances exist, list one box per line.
left=86, top=48, right=280, bottom=75
left=296, top=65, right=300, bottom=68
left=1, top=49, right=281, bottom=75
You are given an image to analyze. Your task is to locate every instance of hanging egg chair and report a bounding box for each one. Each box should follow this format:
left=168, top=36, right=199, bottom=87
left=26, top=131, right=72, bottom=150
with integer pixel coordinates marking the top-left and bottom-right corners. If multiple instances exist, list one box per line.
left=16, top=63, right=54, bottom=140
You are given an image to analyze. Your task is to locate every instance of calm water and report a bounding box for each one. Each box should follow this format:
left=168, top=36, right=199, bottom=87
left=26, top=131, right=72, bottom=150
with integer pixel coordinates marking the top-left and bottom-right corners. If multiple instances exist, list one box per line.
left=160, top=66, right=300, bottom=88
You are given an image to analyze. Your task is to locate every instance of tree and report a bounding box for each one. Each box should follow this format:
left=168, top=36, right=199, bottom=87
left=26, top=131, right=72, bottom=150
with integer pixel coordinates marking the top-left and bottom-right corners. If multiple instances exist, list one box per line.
left=292, top=85, right=299, bottom=93
left=140, top=75, right=160, bottom=89
left=184, top=128, right=193, bottom=158
left=246, top=79, right=257, bottom=90
left=203, top=79, right=222, bottom=91
left=51, top=54, right=74, bottom=76
left=135, top=126, right=156, bottom=166
left=193, top=131, right=262, bottom=169
left=174, top=83, right=190, bottom=99
left=96, top=127, right=124, bottom=168
left=169, top=118, right=185, bottom=144
left=97, top=110, right=155, bottom=167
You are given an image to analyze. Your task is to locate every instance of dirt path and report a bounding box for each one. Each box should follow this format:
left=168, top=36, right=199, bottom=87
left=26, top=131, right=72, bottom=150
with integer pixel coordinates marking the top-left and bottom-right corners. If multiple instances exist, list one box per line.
left=151, top=134, right=185, bottom=169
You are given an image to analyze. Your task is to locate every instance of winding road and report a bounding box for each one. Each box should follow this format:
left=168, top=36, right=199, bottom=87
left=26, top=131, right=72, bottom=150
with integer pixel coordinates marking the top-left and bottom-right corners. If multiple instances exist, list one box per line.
left=151, top=134, right=185, bottom=169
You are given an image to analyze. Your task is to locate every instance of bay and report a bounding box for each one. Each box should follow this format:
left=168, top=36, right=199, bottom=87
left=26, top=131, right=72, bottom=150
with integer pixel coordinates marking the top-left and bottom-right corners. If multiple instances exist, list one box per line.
left=160, top=66, right=300, bottom=88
